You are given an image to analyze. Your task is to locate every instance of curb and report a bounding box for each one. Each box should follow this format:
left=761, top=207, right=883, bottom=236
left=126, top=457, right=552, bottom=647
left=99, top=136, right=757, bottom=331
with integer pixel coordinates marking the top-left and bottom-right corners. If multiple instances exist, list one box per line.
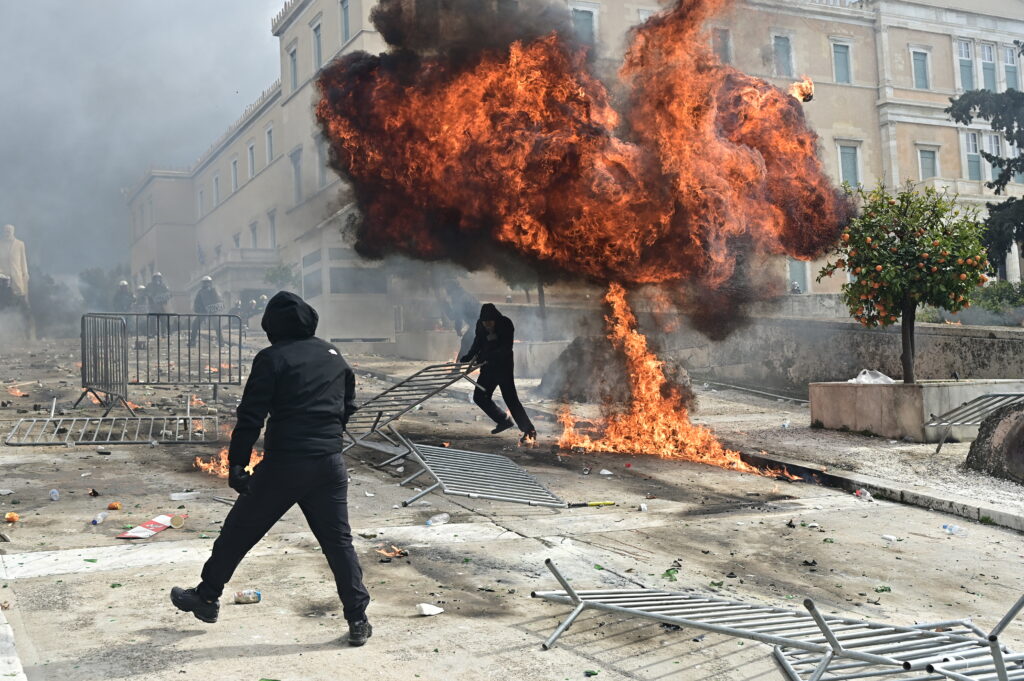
left=355, top=365, right=1024, bottom=534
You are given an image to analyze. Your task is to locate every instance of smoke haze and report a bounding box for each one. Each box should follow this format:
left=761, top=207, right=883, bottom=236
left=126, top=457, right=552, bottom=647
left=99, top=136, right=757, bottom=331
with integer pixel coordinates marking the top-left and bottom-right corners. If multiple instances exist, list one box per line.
left=0, top=1, right=281, bottom=273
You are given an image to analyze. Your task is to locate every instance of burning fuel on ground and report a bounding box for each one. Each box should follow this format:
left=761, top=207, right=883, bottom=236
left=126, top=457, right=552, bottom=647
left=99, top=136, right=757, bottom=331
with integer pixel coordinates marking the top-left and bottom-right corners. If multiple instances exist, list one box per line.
left=315, top=0, right=853, bottom=472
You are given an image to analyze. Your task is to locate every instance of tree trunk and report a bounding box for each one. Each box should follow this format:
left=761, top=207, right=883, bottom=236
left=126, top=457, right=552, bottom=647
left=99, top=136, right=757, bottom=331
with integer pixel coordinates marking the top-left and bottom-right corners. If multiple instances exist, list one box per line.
left=538, top=281, right=548, bottom=340
left=900, top=298, right=917, bottom=384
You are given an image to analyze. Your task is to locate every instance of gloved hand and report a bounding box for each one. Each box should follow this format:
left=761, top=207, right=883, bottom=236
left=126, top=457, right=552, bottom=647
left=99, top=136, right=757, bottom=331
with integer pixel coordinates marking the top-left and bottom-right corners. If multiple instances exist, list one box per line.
left=228, top=465, right=252, bottom=495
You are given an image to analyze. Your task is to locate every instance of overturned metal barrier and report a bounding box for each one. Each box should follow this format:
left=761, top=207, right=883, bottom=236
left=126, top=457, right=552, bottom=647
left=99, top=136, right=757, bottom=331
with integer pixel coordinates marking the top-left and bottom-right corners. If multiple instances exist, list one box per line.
left=389, top=431, right=565, bottom=508
left=344, top=361, right=479, bottom=463
left=926, top=393, right=1024, bottom=454
left=4, top=416, right=219, bottom=446
left=75, top=314, right=131, bottom=415
left=118, top=313, right=244, bottom=386
left=533, top=559, right=1024, bottom=680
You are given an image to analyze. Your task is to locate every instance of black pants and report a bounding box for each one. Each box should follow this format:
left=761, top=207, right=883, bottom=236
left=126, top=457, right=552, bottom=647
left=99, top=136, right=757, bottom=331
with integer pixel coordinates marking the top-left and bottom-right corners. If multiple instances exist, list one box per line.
left=473, top=367, right=535, bottom=433
left=198, top=452, right=370, bottom=622
left=188, top=316, right=224, bottom=347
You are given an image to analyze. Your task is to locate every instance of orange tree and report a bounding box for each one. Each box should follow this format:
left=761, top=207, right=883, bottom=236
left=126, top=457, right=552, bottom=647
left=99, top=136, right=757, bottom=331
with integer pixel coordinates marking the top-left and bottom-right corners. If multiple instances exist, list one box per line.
left=818, top=182, right=989, bottom=383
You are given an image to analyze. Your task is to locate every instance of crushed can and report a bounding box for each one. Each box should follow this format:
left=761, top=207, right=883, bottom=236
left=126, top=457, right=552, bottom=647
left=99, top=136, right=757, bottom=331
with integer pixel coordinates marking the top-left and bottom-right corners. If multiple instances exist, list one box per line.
left=234, top=589, right=261, bottom=604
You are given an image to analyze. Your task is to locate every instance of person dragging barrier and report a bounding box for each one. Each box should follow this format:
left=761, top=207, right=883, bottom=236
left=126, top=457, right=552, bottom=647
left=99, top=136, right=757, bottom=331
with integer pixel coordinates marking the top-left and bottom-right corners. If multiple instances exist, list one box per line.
left=461, top=303, right=537, bottom=444
left=170, top=291, right=372, bottom=646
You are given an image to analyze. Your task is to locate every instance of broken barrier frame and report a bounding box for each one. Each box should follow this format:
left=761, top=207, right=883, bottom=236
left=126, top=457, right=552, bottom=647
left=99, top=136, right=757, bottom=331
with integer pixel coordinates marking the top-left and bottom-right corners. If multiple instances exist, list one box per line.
left=925, top=393, right=1024, bottom=454
left=116, top=313, right=245, bottom=387
left=4, top=415, right=220, bottom=446
left=388, top=429, right=567, bottom=508
left=533, top=559, right=1024, bottom=680
left=343, top=361, right=480, bottom=464
left=75, top=314, right=132, bottom=416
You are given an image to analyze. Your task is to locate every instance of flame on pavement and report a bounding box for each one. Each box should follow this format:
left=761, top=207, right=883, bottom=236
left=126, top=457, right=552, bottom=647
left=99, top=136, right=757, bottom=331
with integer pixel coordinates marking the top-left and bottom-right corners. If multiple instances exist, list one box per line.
left=194, top=447, right=263, bottom=478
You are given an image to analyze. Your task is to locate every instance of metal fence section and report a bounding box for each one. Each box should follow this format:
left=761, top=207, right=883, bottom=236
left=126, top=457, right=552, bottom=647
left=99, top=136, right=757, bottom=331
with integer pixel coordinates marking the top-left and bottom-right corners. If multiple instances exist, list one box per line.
left=117, top=313, right=244, bottom=386
left=388, top=431, right=566, bottom=508
left=925, top=393, right=1024, bottom=453
left=344, top=361, right=479, bottom=463
left=77, top=314, right=130, bottom=415
left=4, top=416, right=220, bottom=446
left=532, top=559, right=1024, bottom=680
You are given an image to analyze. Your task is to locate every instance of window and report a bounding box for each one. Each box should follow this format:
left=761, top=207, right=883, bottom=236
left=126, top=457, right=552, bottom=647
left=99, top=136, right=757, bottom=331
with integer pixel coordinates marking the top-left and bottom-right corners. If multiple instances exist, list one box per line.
left=267, top=211, right=277, bottom=248
left=832, top=43, right=851, bottom=84
left=213, top=175, right=220, bottom=206
left=1006, top=47, right=1020, bottom=92
left=918, top=149, right=938, bottom=179
left=957, top=40, right=974, bottom=90
left=266, top=127, right=274, bottom=162
left=312, top=23, right=323, bottom=70
left=341, top=0, right=351, bottom=42
left=773, top=35, right=793, bottom=77
left=330, top=267, right=388, bottom=294
left=980, top=44, right=996, bottom=91
left=197, top=190, right=204, bottom=219
left=232, top=232, right=241, bottom=249
left=303, top=269, right=323, bottom=299
left=288, top=47, right=298, bottom=91
left=984, top=134, right=1002, bottom=180
left=712, top=28, right=731, bottom=65
left=965, top=132, right=981, bottom=181
left=247, top=144, right=256, bottom=178
left=249, top=222, right=259, bottom=248
left=230, top=159, right=238, bottom=192
left=329, top=247, right=356, bottom=260
left=838, top=144, right=859, bottom=185
left=787, top=259, right=808, bottom=294
left=302, top=249, right=322, bottom=268
left=290, top=148, right=303, bottom=204
left=317, top=138, right=328, bottom=188
left=912, top=50, right=929, bottom=89
left=571, top=6, right=596, bottom=45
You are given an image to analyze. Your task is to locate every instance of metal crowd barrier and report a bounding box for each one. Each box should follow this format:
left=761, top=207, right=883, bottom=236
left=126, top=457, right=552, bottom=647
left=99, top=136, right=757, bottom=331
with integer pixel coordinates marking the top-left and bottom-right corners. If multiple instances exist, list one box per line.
left=925, top=393, right=1024, bottom=453
left=533, top=559, right=1024, bottom=680
left=118, top=313, right=244, bottom=386
left=4, top=415, right=219, bottom=446
left=75, top=314, right=131, bottom=415
left=389, top=430, right=565, bottom=508
left=343, top=361, right=480, bottom=463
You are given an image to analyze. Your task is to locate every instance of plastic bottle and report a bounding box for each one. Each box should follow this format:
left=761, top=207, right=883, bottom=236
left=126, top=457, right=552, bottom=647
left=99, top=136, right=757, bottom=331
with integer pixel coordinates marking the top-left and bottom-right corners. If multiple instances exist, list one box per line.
left=853, top=488, right=874, bottom=502
left=425, top=513, right=450, bottom=527
left=234, top=589, right=261, bottom=604
left=941, top=524, right=967, bottom=537
left=49, top=489, right=59, bottom=501
left=91, top=511, right=109, bottom=525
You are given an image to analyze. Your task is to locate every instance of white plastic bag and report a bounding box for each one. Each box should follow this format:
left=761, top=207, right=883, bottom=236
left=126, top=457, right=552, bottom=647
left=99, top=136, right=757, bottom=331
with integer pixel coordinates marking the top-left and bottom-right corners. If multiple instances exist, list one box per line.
left=847, top=369, right=895, bottom=385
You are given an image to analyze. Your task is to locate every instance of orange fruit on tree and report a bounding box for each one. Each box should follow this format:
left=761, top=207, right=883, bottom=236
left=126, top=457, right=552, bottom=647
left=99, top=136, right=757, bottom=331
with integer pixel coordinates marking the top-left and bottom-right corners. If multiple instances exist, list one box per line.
left=930, top=266, right=938, bottom=273
left=854, top=267, right=861, bottom=274
left=922, top=253, right=929, bottom=259
left=865, top=237, right=873, bottom=244
left=932, top=239, right=940, bottom=246
left=841, top=233, right=851, bottom=242
left=959, top=273, right=967, bottom=280
left=957, top=258, right=964, bottom=265
left=875, top=265, right=883, bottom=272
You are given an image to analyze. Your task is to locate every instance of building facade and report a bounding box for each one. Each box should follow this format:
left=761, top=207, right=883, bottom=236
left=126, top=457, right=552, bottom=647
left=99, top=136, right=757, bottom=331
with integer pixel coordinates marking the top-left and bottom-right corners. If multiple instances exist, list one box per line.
left=128, top=0, right=1024, bottom=338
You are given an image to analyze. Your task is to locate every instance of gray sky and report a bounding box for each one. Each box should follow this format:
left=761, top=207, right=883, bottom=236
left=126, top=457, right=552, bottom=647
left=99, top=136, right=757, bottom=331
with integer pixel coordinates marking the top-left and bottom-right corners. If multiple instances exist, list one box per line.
left=0, top=0, right=283, bottom=273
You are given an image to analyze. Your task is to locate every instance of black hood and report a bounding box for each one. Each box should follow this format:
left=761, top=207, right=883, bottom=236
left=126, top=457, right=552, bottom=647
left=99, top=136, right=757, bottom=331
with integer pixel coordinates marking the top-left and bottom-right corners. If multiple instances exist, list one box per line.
left=479, top=303, right=501, bottom=321
left=262, top=291, right=319, bottom=343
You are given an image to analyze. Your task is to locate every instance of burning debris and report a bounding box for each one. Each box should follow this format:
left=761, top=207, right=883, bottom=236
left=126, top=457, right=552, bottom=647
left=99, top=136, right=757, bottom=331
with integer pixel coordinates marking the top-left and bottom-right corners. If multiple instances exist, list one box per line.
left=315, top=0, right=852, bottom=471
left=788, top=76, right=814, bottom=102
left=194, top=448, right=263, bottom=478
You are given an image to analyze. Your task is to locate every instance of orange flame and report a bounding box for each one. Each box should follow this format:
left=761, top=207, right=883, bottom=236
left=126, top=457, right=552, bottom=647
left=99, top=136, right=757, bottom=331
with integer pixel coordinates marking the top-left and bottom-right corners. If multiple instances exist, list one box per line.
left=190, top=394, right=206, bottom=407
left=558, top=285, right=796, bottom=478
left=193, top=447, right=263, bottom=478
left=788, top=75, right=814, bottom=102
left=6, top=386, right=27, bottom=398
left=375, top=545, right=408, bottom=558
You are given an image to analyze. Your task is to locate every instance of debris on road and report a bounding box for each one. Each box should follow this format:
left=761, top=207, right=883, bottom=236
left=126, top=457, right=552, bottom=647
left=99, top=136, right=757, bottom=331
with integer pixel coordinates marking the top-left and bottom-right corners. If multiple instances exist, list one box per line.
left=234, top=589, right=262, bottom=604
left=416, top=603, right=444, bottom=616
left=4, top=512, right=19, bottom=523
left=117, top=514, right=185, bottom=539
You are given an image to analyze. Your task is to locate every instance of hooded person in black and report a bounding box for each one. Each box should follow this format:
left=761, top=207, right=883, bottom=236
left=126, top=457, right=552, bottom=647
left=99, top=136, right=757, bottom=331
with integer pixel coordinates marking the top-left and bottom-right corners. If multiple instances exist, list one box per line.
left=170, top=291, right=373, bottom=646
left=461, top=303, right=536, bottom=442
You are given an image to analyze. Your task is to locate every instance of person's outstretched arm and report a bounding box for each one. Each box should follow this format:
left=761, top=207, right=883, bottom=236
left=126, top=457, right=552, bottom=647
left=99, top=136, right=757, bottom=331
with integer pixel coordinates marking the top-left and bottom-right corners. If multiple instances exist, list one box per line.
left=228, top=351, right=276, bottom=468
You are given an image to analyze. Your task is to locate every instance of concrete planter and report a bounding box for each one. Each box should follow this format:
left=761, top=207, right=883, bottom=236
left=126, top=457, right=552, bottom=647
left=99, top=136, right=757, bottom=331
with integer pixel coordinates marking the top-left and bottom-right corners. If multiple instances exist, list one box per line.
left=809, top=379, right=1024, bottom=443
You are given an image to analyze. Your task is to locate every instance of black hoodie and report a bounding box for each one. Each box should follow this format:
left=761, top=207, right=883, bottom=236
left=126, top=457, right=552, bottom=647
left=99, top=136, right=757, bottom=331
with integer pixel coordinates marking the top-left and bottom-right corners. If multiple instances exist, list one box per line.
left=227, top=291, right=356, bottom=466
left=461, top=303, right=515, bottom=371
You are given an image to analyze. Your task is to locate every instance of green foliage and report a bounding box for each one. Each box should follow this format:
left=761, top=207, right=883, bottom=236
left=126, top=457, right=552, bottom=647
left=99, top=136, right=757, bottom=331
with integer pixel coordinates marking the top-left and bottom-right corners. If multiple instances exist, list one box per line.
left=946, top=68, right=1024, bottom=263
left=263, top=263, right=300, bottom=291
left=818, top=183, right=989, bottom=328
left=971, top=280, right=1024, bottom=314
left=78, top=264, right=131, bottom=311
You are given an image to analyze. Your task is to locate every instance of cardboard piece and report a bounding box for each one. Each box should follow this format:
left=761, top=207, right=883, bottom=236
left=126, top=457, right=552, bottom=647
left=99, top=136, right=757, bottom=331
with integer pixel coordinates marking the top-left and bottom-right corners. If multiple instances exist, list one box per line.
left=117, top=514, right=187, bottom=539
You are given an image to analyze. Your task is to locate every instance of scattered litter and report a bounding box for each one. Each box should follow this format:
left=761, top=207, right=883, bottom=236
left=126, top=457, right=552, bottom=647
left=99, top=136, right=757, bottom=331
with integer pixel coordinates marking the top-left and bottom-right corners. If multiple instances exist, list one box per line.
left=874, top=585, right=892, bottom=593
left=358, top=532, right=379, bottom=539
left=692, top=634, right=706, bottom=642
left=416, top=603, right=444, bottom=616
left=785, top=518, right=796, bottom=528
left=83, top=558, right=98, bottom=563
left=0, top=602, right=9, bottom=610
left=110, top=583, right=123, bottom=589
left=88, top=488, right=100, bottom=497
left=234, top=589, right=261, bottom=604
left=781, top=419, right=790, bottom=429
left=584, top=671, right=600, bottom=678
left=96, top=447, right=111, bottom=455
left=710, top=580, right=724, bottom=588
left=49, top=489, right=60, bottom=501
left=801, top=560, right=817, bottom=567
left=888, top=440, right=898, bottom=444
left=853, top=489, right=874, bottom=502
left=169, top=515, right=185, bottom=529
left=593, top=564, right=605, bottom=571
left=212, top=496, right=235, bottom=506
left=942, top=524, right=967, bottom=536
left=364, top=491, right=375, bottom=497
left=91, top=512, right=109, bottom=525
left=807, top=522, right=820, bottom=528
left=376, top=545, right=408, bottom=560
left=822, top=538, right=835, bottom=544
left=598, top=469, right=613, bottom=476
left=661, top=568, right=679, bottom=582
left=0, top=489, right=13, bottom=496
left=169, top=491, right=200, bottom=501
left=117, top=514, right=186, bottom=539
left=425, top=513, right=450, bottom=527
left=1, top=513, right=15, bottom=524
left=107, top=501, right=122, bottom=510
left=847, top=369, right=895, bottom=384
left=80, top=472, right=91, bottom=478
left=881, top=534, right=898, bottom=543
left=582, top=467, right=592, bottom=475
left=638, top=503, right=648, bottom=512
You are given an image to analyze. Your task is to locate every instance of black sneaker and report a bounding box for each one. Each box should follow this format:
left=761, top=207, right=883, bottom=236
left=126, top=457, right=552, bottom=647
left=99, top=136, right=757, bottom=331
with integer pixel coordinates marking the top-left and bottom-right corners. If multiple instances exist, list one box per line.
left=348, top=619, right=373, bottom=646
left=170, top=586, right=219, bottom=623
left=520, top=429, right=537, bottom=445
left=491, top=419, right=515, bottom=435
